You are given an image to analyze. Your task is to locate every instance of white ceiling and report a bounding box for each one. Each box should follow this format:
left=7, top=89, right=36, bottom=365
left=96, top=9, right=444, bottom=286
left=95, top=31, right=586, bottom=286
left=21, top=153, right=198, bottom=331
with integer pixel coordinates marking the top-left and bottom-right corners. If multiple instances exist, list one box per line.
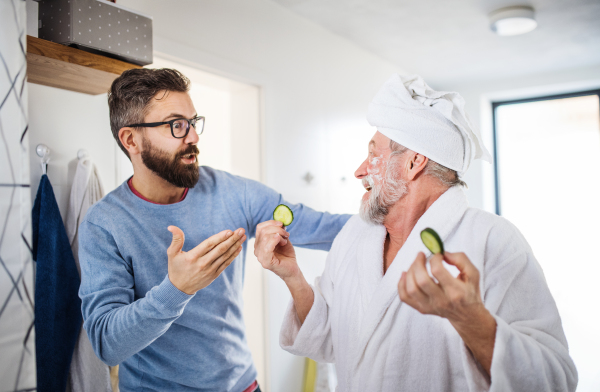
left=271, top=0, right=600, bottom=86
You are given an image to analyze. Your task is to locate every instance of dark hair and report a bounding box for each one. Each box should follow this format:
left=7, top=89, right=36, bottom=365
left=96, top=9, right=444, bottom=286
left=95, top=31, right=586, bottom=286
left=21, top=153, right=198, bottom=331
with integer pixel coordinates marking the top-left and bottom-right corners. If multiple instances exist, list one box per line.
left=108, top=68, right=191, bottom=158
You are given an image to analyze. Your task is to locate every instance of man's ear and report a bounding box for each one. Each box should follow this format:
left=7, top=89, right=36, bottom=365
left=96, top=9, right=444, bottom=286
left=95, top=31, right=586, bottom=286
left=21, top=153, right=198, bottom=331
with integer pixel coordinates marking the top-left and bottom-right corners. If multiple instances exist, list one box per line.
left=405, top=152, right=428, bottom=180
left=119, top=127, right=141, bottom=156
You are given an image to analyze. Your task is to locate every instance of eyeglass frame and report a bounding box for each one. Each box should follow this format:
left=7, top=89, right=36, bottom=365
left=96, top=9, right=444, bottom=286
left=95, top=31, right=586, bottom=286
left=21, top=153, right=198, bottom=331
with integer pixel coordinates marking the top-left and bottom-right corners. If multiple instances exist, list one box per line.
left=125, top=115, right=205, bottom=139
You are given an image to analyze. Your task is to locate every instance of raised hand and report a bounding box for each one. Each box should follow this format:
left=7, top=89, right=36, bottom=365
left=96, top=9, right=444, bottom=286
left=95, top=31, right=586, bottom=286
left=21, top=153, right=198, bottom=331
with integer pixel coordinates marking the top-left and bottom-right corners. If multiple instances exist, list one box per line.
left=167, top=226, right=246, bottom=295
left=398, top=251, right=484, bottom=321
left=254, top=220, right=314, bottom=324
left=398, top=251, right=497, bottom=375
left=253, top=220, right=299, bottom=281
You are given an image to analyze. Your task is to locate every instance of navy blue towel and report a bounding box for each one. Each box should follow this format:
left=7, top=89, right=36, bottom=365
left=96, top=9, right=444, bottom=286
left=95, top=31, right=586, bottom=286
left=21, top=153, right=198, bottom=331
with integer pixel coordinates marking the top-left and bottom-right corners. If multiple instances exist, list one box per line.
left=32, top=175, right=82, bottom=392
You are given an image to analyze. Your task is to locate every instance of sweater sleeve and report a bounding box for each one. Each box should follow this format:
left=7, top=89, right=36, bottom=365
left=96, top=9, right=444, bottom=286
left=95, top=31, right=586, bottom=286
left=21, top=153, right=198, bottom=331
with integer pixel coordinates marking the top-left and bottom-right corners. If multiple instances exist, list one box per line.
left=243, top=178, right=351, bottom=251
left=479, top=223, right=578, bottom=392
left=78, top=220, right=194, bottom=366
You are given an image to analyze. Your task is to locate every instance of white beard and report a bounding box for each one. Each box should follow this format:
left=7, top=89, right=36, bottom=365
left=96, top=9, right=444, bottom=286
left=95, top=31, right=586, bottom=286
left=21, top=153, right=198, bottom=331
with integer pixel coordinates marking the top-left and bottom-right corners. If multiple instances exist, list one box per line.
left=359, top=172, right=407, bottom=225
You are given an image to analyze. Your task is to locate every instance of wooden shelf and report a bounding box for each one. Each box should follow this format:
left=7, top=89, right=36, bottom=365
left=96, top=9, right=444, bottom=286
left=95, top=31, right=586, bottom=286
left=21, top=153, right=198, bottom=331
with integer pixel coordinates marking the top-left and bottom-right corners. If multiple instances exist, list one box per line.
left=26, top=35, right=143, bottom=95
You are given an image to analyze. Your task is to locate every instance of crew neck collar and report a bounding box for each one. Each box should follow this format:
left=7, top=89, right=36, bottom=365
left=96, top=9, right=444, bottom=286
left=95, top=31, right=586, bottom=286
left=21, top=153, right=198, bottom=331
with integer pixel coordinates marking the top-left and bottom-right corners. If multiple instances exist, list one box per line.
left=127, top=177, right=189, bottom=205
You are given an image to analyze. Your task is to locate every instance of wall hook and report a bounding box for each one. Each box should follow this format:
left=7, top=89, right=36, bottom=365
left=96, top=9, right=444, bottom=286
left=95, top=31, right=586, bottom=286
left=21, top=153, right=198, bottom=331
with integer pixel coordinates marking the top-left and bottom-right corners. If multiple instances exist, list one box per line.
left=36, top=144, right=50, bottom=175
left=77, top=149, right=89, bottom=160
left=302, top=172, right=314, bottom=185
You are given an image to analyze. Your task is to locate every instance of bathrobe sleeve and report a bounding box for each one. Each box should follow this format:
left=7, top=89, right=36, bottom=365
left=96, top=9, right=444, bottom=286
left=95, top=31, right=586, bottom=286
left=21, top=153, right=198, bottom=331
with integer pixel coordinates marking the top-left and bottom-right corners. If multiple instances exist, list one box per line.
left=279, top=254, right=337, bottom=363
left=279, top=216, right=359, bottom=362
left=478, top=219, right=578, bottom=392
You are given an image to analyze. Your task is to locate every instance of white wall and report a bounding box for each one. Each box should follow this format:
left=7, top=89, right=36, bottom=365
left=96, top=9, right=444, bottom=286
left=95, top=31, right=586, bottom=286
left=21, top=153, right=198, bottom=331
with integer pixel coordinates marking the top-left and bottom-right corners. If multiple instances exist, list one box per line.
left=434, top=64, right=600, bottom=213
left=112, top=1, right=402, bottom=390
left=28, top=84, right=116, bottom=217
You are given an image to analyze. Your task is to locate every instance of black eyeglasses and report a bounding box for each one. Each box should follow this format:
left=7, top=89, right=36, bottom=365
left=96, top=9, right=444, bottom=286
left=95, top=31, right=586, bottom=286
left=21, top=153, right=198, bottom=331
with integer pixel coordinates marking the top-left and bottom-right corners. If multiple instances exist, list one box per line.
left=125, top=116, right=205, bottom=138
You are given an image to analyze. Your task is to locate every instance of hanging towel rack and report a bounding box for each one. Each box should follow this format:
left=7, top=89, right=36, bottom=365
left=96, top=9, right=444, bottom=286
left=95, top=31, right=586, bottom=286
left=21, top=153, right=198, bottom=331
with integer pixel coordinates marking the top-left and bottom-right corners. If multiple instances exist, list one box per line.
left=36, top=144, right=50, bottom=175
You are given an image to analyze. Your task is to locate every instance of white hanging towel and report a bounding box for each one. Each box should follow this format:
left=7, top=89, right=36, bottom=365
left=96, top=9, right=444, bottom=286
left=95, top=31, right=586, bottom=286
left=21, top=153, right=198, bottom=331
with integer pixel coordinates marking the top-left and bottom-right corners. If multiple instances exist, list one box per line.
left=65, top=157, right=111, bottom=392
left=66, top=157, right=105, bottom=271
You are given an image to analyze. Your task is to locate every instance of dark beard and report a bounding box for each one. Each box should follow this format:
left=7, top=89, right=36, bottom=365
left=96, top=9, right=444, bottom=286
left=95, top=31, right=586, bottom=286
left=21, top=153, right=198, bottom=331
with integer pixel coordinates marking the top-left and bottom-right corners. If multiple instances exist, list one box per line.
left=141, top=136, right=200, bottom=188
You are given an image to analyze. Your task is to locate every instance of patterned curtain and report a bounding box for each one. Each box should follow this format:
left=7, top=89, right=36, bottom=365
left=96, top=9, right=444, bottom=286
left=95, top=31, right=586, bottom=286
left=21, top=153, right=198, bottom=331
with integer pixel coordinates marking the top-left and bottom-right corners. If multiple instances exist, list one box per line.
left=0, top=0, right=36, bottom=390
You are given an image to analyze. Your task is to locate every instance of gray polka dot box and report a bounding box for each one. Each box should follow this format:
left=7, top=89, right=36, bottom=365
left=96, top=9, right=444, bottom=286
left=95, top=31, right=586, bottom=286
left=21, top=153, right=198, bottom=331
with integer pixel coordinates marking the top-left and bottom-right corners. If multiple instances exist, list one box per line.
left=38, top=0, right=153, bottom=66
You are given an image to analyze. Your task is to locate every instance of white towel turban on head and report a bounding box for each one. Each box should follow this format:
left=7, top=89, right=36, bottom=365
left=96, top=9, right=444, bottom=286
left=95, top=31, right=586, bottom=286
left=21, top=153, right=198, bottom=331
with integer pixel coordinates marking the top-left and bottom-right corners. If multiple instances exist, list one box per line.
left=367, top=74, right=492, bottom=176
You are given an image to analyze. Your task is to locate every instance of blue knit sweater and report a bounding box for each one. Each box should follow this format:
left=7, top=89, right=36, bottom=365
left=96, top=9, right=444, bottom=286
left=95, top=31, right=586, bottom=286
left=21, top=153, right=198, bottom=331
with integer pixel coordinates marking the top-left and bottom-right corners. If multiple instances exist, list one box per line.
left=78, top=166, right=351, bottom=391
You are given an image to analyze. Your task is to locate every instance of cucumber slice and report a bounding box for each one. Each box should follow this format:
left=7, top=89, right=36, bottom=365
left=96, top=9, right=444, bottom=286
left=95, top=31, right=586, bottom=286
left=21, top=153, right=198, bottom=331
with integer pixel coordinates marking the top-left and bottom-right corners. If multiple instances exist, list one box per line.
left=273, top=204, right=294, bottom=226
left=420, top=228, right=444, bottom=254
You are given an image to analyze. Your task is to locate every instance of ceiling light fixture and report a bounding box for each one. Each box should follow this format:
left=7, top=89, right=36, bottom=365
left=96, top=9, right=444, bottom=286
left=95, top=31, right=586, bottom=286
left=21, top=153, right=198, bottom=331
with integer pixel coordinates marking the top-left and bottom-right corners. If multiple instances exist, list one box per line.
left=489, top=6, right=537, bottom=36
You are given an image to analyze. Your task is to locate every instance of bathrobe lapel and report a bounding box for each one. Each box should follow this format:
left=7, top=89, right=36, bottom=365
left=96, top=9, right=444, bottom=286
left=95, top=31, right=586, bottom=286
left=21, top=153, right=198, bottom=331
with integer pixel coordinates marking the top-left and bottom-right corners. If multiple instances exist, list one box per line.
left=352, top=187, right=470, bottom=367
left=356, top=223, right=387, bottom=321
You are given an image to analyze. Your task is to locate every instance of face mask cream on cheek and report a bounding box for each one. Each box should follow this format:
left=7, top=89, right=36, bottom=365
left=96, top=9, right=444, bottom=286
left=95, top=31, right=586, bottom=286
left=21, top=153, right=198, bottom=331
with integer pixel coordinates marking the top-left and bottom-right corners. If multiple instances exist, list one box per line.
left=367, top=154, right=385, bottom=182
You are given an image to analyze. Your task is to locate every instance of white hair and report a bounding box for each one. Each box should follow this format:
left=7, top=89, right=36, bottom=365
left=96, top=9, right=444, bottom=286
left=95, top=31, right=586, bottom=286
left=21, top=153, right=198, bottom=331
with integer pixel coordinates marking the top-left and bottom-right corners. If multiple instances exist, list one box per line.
left=388, top=140, right=467, bottom=188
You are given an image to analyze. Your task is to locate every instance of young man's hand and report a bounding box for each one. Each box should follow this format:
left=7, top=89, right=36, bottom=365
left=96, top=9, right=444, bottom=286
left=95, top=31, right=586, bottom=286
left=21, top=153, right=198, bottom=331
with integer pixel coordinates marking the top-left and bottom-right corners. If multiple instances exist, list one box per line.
left=167, top=226, right=246, bottom=295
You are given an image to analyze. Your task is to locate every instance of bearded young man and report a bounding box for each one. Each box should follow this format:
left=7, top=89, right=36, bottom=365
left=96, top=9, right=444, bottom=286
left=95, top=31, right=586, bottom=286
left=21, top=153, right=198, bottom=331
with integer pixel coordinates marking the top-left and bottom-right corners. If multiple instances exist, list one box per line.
left=254, top=75, right=578, bottom=391
left=78, top=68, right=350, bottom=392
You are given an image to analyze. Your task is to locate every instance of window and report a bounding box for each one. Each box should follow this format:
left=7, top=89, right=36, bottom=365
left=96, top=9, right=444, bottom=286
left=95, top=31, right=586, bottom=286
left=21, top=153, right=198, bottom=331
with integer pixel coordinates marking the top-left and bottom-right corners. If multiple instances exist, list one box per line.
left=493, top=90, right=600, bottom=392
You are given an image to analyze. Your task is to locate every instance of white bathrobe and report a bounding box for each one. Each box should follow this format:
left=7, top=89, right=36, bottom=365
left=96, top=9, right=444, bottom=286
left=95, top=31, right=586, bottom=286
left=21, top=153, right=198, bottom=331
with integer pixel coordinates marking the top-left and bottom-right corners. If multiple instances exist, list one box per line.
left=66, top=157, right=105, bottom=275
left=65, top=157, right=111, bottom=392
left=280, top=187, right=577, bottom=392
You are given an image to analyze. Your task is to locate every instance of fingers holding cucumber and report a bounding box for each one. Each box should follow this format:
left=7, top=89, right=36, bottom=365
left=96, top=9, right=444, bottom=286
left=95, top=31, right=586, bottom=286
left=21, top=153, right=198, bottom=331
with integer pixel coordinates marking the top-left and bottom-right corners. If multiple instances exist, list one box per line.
left=254, top=205, right=299, bottom=281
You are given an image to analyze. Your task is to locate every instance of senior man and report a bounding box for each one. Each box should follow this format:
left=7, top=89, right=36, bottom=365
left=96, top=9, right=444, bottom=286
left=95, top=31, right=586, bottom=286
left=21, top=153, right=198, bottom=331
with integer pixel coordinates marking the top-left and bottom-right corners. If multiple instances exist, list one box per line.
left=78, top=68, right=350, bottom=391
left=254, top=74, right=577, bottom=391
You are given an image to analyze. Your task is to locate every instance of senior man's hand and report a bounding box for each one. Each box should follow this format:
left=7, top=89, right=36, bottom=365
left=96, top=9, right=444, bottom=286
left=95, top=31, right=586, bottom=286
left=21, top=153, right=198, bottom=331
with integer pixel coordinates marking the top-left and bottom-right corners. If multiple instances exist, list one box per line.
left=398, top=251, right=497, bottom=376
left=253, top=220, right=299, bottom=280
left=254, top=220, right=314, bottom=324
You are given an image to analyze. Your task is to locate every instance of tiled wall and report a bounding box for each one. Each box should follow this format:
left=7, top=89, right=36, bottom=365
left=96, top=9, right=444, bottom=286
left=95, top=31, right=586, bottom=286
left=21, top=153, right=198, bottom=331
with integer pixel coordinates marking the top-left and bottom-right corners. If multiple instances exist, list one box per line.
left=0, top=0, right=37, bottom=390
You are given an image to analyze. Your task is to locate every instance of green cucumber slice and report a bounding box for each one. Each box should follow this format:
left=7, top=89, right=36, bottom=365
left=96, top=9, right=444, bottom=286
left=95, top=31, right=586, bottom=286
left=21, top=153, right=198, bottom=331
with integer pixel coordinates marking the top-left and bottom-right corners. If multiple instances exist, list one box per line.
left=273, top=204, right=294, bottom=226
left=420, top=228, right=444, bottom=254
